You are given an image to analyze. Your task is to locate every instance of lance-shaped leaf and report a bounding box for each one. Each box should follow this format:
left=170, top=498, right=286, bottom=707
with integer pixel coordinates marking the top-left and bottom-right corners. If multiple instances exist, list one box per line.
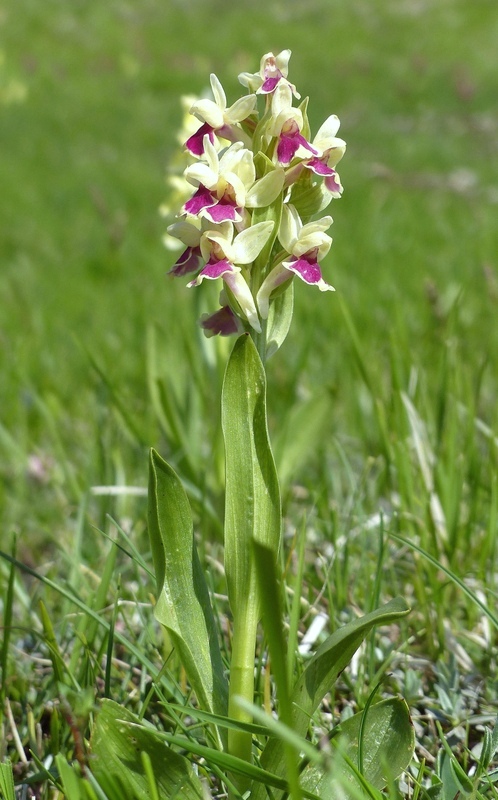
left=90, top=699, right=205, bottom=799
left=222, top=334, right=281, bottom=619
left=300, top=697, right=415, bottom=798
left=252, top=597, right=410, bottom=799
left=148, top=449, right=228, bottom=729
left=222, top=334, right=282, bottom=775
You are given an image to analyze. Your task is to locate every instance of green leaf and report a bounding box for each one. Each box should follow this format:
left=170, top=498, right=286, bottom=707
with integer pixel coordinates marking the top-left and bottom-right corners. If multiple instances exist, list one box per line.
left=253, top=598, right=410, bottom=799
left=39, top=599, right=66, bottom=684
left=222, top=334, right=281, bottom=619
left=299, top=697, right=414, bottom=798
left=222, top=333, right=281, bottom=777
left=266, top=282, right=294, bottom=359
left=148, top=449, right=228, bottom=729
left=55, top=755, right=87, bottom=800
left=89, top=699, right=205, bottom=800
left=122, top=722, right=323, bottom=800
left=0, top=761, right=16, bottom=800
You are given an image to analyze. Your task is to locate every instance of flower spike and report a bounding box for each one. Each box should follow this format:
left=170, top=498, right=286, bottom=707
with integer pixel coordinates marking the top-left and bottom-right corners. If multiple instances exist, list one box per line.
left=164, top=50, right=346, bottom=340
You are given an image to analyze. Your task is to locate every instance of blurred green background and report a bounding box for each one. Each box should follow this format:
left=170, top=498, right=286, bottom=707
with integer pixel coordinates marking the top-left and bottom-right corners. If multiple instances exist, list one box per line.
left=1, top=0, right=497, bottom=551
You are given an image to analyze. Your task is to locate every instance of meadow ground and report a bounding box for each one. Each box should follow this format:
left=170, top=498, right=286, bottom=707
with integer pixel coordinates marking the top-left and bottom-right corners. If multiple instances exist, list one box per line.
left=1, top=0, right=498, bottom=796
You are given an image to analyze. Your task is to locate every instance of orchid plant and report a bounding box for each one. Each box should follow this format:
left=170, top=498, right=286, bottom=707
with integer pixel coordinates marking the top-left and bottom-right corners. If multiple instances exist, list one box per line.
left=89, top=51, right=414, bottom=799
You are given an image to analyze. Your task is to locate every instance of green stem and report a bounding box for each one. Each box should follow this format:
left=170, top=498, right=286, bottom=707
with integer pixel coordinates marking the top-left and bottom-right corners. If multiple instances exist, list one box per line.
left=251, top=318, right=267, bottom=365
left=228, top=599, right=259, bottom=793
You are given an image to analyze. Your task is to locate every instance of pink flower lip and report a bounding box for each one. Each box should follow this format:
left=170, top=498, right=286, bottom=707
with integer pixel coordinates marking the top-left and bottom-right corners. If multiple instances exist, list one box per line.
left=168, top=245, right=204, bottom=277
left=284, top=252, right=324, bottom=285
left=277, top=120, right=319, bottom=166
left=200, top=305, right=243, bottom=337
left=194, top=257, right=234, bottom=283
left=185, top=122, right=216, bottom=156
left=184, top=185, right=216, bottom=216
left=305, top=157, right=336, bottom=177
left=260, top=75, right=281, bottom=94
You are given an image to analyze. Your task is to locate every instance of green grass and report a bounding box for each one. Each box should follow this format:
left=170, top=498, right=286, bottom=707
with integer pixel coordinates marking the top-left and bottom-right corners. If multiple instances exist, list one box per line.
left=1, top=0, right=498, bottom=796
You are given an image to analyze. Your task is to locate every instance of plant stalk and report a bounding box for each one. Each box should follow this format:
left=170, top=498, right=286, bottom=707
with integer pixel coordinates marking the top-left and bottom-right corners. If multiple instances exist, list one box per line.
left=228, top=599, right=259, bottom=793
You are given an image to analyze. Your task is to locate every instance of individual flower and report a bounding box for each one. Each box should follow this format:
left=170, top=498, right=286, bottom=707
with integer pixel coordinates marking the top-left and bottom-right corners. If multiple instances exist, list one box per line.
left=185, top=74, right=257, bottom=156
left=268, top=83, right=318, bottom=166
left=302, top=115, right=346, bottom=197
left=257, top=204, right=334, bottom=318
left=165, top=218, right=205, bottom=276
left=183, top=137, right=284, bottom=224
left=188, top=220, right=275, bottom=332
left=238, top=49, right=300, bottom=98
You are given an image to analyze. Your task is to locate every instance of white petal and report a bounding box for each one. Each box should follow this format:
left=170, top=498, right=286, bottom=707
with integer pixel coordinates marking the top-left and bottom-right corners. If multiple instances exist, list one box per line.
left=203, top=136, right=221, bottom=174
left=294, top=232, right=332, bottom=258
left=218, top=142, right=247, bottom=174
left=237, top=70, right=261, bottom=91
left=300, top=216, right=333, bottom=237
left=225, top=93, right=257, bottom=123
left=259, top=52, right=274, bottom=74
left=232, top=221, right=274, bottom=264
left=279, top=203, right=301, bottom=253
left=200, top=223, right=235, bottom=262
left=190, top=98, right=224, bottom=128
left=256, top=264, right=290, bottom=319
left=268, top=106, right=303, bottom=137
left=271, top=82, right=293, bottom=119
left=313, top=115, right=341, bottom=150
left=228, top=148, right=256, bottom=189
left=325, top=140, right=347, bottom=167
left=184, top=160, right=218, bottom=188
left=275, top=49, right=292, bottom=77
left=167, top=220, right=202, bottom=247
left=210, top=73, right=226, bottom=110
left=223, top=171, right=247, bottom=208
left=223, top=272, right=261, bottom=332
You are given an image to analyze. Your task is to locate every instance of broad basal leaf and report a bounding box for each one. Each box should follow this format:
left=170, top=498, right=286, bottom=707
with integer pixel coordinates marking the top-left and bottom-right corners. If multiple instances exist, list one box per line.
left=252, top=597, right=410, bottom=799
left=90, top=699, right=205, bottom=800
left=148, top=449, right=228, bottom=731
left=300, top=697, right=415, bottom=798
